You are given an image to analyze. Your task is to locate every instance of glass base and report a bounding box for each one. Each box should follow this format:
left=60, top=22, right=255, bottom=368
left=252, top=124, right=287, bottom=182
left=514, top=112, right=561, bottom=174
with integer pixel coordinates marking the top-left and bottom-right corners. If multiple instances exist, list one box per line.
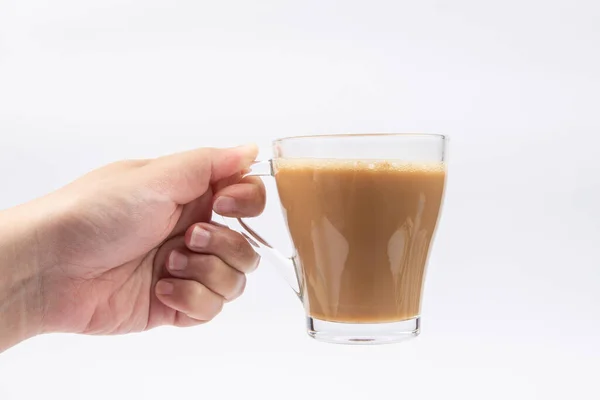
left=306, top=316, right=420, bottom=345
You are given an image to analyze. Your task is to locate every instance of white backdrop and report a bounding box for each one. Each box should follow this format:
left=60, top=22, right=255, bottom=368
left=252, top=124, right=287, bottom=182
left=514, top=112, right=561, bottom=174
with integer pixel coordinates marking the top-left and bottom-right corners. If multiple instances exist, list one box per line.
left=1, top=0, right=599, bottom=399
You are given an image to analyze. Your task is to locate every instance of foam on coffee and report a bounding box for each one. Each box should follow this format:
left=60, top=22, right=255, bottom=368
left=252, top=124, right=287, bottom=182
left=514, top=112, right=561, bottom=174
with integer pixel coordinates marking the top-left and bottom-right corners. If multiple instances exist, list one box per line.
left=275, top=158, right=446, bottom=173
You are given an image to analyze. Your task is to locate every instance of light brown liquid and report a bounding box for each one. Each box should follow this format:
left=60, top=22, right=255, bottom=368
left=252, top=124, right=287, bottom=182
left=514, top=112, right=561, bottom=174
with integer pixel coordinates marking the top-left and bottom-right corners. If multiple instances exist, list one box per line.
left=275, top=159, right=446, bottom=323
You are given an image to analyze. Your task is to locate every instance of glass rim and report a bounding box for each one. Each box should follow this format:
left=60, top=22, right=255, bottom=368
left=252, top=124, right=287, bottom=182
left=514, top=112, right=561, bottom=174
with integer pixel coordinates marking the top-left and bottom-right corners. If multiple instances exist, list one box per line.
left=273, top=133, right=447, bottom=144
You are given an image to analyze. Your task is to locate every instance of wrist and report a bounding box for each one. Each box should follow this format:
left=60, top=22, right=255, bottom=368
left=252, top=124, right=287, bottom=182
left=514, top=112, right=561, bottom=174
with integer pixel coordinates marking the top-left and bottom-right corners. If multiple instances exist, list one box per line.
left=0, top=203, right=48, bottom=352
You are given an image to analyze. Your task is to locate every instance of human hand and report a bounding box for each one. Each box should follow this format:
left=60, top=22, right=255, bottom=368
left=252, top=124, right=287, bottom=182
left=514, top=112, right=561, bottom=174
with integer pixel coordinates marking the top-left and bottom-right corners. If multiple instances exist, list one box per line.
left=0, top=144, right=264, bottom=349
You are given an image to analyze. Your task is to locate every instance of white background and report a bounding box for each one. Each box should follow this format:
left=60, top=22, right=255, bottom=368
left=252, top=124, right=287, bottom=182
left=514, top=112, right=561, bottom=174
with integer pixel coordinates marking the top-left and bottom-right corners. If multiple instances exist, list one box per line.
left=1, top=0, right=599, bottom=398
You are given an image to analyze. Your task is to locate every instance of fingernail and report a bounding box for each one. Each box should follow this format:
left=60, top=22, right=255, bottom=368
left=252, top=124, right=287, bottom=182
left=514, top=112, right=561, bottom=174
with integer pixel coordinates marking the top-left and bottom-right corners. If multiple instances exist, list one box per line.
left=236, top=143, right=258, bottom=152
left=156, top=281, right=174, bottom=295
left=168, top=250, right=187, bottom=271
left=236, top=143, right=259, bottom=163
left=213, top=196, right=237, bottom=214
left=190, top=225, right=211, bottom=248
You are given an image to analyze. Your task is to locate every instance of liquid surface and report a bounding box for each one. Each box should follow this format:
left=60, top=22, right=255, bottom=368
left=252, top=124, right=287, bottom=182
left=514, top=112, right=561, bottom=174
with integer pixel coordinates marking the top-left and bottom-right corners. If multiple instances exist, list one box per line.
left=275, top=159, right=446, bottom=323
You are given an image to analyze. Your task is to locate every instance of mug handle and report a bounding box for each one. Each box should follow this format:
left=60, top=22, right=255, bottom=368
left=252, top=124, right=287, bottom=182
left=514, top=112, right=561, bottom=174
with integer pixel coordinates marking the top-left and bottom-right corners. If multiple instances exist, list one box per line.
left=220, top=160, right=301, bottom=298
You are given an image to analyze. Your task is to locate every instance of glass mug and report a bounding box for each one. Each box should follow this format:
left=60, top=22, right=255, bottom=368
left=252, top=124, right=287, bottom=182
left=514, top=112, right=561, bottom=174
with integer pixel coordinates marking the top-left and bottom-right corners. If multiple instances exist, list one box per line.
left=224, top=134, right=448, bottom=344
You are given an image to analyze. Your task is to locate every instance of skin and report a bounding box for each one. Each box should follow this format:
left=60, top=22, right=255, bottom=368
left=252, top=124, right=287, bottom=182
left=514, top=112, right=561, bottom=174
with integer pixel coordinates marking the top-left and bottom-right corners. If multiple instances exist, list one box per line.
left=0, top=144, right=265, bottom=352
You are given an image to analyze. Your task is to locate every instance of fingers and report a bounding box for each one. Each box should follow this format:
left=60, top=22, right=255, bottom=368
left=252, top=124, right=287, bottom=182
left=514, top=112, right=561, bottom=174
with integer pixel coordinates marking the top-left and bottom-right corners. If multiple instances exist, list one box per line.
left=166, top=249, right=246, bottom=301
left=185, top=222, right=260, bottom=274
left=143, top=144, right=259, bottom=205
left=153, top=222, right=259, bottom=325
left=213, top=176, right=267, bottom=218
left=155, top=278, right=224, bottom=321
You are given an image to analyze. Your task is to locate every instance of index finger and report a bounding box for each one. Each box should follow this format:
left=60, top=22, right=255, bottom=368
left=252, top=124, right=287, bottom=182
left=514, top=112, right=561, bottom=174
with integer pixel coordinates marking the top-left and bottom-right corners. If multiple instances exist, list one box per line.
left=142, top=144, right=258, bottom=205
left=212, top=176, right=266, bottom=218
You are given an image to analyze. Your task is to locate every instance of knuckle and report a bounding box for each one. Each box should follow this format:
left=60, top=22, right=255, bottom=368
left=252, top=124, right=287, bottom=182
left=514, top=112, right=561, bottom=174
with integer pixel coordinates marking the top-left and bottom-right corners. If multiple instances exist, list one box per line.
left=193, top=282, right=208, bottom=298
left=257, top=182, right=267, bottom=207
left=226, top=273, right=247, bottom=301
left=178, top=287, right=198, bottom=312
left=215, top=297, right=225, bottom=314
left=200, top=254, right=221, bottom=276
left=186, top=281, right=207, bottom=302
left=247, top=182, right=266, bottom=215
left=247, top=253, right=260, bottom=273
left=186, top=283, right=223, bottom=321
left=230, top=233, right=250, bottom=258
left=205, top=297, right=224, bottom=321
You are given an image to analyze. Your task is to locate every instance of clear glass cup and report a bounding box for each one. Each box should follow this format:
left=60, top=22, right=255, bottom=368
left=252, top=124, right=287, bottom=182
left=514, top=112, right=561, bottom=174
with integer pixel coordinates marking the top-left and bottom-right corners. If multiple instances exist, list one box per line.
left=224, top=133, right=448, bottom=344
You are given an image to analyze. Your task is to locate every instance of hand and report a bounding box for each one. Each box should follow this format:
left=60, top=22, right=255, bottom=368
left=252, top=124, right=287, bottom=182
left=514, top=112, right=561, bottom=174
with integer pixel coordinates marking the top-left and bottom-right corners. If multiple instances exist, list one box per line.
left=0, top=144, right=265, bottom=350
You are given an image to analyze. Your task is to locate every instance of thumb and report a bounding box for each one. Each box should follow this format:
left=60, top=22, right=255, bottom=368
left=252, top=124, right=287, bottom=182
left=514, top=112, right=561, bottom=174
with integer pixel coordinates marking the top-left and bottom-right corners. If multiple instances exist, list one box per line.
left=144, top=144, right=259, bottom=204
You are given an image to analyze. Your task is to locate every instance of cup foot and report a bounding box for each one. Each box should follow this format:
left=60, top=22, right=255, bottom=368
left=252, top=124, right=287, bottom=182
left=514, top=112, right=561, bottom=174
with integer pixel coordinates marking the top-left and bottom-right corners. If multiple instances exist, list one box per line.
left=306, top=316, right=420, bottom=345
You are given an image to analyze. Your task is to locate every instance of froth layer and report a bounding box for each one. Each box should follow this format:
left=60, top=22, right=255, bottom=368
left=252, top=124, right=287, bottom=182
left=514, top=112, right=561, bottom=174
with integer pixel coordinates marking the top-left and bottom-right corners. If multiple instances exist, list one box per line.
left=275, top=158, right=446, bottom=173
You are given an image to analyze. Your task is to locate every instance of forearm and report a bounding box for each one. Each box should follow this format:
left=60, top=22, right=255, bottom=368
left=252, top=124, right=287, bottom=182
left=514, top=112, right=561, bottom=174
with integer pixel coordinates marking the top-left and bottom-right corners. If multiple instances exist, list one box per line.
left=0, top=204, right=47, bottom=352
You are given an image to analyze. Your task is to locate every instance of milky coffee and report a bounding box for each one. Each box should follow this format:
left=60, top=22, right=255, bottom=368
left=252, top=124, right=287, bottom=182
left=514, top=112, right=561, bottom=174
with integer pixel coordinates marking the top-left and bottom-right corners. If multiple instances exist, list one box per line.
left=275, top=159, right=446, bottom=323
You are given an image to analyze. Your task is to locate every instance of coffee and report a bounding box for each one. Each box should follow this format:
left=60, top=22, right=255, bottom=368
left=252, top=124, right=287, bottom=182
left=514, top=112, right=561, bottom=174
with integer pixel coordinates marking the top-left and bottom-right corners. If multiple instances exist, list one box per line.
left=275, top=159, right=446, bottom=323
